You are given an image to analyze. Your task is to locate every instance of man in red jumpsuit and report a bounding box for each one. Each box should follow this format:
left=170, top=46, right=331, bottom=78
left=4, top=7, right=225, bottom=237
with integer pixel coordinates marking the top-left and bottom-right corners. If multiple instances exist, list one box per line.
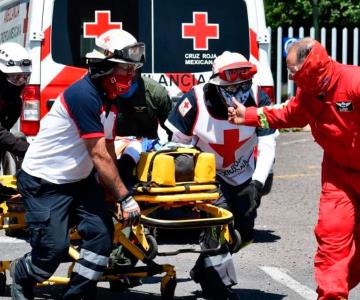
left=227, top=37, right=360, bottom=300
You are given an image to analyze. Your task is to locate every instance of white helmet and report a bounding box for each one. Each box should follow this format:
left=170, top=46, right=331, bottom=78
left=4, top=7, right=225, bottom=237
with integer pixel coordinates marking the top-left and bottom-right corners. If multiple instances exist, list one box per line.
left=209, top=51, right=257, bottom=86
left=86, top=29, right=145, bottom=69
left=0, top=42, right=32, bottom=74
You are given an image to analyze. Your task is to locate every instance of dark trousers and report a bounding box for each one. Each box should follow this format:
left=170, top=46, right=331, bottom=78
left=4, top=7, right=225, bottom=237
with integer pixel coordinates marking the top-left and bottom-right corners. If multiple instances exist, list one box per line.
left=14, top=170, right=114, bottom=299
left=216, top=177, right=258, bottom=243
left=192, top=177, right=259, bottom=296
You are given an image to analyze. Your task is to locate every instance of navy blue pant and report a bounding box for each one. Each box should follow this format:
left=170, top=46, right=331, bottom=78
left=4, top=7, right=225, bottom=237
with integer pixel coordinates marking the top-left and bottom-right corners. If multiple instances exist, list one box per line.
left=14, top=170, right=114, bottom=299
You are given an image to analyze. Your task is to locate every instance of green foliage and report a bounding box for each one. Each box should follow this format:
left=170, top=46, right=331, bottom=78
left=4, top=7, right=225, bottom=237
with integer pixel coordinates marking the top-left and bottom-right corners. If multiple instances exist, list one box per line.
left=265, top=0, right=360, bottom=28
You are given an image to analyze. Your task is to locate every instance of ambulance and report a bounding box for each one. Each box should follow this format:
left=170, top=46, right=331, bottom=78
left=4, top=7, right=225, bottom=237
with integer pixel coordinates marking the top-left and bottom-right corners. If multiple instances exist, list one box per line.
left=0, top=0, right=274, bottom=138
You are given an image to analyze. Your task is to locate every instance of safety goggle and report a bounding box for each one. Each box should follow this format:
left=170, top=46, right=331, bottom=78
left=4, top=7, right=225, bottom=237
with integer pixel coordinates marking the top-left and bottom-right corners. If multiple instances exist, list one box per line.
left=214, top=62, right=257, bottom=82
left=217, top=67, right=256, bottom=82
left=109, top=43, right=145, bottom=64
left=6, top=72, right=31, bottom=86
left=5, top=59, right=32, bottom=67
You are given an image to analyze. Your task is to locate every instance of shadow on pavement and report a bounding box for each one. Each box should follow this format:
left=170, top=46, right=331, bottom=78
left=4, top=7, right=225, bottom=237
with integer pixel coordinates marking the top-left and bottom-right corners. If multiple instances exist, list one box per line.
left=253, top=229, right=281, bottom=244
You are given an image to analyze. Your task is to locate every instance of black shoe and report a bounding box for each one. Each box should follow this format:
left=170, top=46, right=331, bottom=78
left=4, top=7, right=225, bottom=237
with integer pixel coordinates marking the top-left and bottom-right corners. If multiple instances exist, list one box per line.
left=10, top=259, right=34, bottom=300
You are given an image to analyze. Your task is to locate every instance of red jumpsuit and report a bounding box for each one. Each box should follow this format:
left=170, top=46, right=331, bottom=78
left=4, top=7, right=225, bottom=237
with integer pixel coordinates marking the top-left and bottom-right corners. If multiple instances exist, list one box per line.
left=244, top=41, right=360, bottom=300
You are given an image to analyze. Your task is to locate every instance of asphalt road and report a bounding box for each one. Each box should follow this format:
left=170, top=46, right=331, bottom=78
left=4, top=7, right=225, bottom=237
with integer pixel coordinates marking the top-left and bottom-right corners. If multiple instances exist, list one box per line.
left=1, top=131, right=359, bottom=299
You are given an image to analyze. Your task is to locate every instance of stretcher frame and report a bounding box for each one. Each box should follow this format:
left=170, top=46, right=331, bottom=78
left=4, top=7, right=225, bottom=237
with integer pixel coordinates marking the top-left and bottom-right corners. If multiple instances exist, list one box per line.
left=0, top=175, right=176, bottom=299
left=134, top=182, right=241, bottom=256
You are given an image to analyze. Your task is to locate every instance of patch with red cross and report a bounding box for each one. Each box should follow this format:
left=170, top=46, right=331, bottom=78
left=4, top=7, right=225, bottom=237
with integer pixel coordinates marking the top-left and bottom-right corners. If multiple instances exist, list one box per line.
left=178, top=98, right=192, bottom=117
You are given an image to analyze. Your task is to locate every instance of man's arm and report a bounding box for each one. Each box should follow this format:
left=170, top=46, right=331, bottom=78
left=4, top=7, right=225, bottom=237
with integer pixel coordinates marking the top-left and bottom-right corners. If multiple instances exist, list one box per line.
left=251, top=90, right=277, bottom=185
left=0, top=125, right=29, bottom=157
left=84, top=136, right=128, bottom=199
left=229, top=96, right=308, bottom=129
left=164, top=90, right=197, bottom=144
left=252, top=133, right=277, bottom=185
left=85, top=136, right=140, bottom=226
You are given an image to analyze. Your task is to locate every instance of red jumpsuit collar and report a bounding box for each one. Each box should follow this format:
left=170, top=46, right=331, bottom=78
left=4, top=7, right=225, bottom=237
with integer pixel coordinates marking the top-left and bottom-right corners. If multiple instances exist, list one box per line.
left=293, top=41, right=335, bottom=96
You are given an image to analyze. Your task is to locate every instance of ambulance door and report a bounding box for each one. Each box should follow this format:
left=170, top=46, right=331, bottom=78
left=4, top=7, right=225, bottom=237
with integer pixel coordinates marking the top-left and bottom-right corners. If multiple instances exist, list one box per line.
left=142, top=0, right=250, bottom=98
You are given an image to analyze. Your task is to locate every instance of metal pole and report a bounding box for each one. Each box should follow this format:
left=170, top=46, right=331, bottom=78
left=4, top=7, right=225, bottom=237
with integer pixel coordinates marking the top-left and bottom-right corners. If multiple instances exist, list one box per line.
left=312, top=0, right=319, bottom=40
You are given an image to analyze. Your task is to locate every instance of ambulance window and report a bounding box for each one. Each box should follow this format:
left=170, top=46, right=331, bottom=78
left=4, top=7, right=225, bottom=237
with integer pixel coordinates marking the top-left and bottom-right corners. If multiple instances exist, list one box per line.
left=51, top=0, right=139, bottom=68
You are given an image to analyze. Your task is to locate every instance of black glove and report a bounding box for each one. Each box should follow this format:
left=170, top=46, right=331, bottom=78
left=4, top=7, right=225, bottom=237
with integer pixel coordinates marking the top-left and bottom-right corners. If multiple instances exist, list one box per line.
left=238, top=180, right=263, bottom=216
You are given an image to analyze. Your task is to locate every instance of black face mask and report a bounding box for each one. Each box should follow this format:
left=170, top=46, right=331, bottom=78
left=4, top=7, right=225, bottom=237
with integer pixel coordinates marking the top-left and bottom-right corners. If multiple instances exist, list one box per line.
left=0, top=71, right=23, bottom=102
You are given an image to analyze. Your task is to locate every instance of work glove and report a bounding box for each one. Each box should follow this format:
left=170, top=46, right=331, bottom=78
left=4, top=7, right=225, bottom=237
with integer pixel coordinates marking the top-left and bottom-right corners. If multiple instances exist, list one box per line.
left=238, top=180, right=263, bottom=216
left=117, top=194, right=141, bottom=227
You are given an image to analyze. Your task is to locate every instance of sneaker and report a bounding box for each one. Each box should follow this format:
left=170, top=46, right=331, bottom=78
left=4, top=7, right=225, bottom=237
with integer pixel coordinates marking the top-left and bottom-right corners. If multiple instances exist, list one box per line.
left=9, top=259, right=34, bottom=300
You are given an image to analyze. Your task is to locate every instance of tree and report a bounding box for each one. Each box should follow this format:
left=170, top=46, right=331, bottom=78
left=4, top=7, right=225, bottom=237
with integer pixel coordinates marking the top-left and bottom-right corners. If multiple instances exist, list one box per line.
left=265, top=0, right=360, bottom=29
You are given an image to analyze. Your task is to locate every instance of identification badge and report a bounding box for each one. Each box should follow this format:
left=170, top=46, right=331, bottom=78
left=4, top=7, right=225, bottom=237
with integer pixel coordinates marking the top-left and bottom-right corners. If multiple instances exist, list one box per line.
left=335, top=101, right=353, bottom=112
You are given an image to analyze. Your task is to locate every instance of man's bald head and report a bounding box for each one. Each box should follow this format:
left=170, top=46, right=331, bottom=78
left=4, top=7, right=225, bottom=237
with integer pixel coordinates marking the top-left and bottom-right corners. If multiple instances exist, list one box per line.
left=287, top=37, right=316, bottom=65
left=286, top=37, right=316, bottom=80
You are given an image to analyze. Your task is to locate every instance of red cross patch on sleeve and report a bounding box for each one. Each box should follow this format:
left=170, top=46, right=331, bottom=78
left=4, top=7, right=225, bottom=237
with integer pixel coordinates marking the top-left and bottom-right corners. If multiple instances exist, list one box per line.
left=178, top=98, right=192, bottom=117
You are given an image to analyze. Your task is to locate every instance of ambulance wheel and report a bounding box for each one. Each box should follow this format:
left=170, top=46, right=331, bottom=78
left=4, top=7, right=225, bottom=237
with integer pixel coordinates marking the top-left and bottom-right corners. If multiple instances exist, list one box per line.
left=0, top=273, right=6, bottom=296
left=161, top=276, right=176, bottom=300
left=142, top=234, right=157, bottom=260
left=228, top=229, right=242, bottom=254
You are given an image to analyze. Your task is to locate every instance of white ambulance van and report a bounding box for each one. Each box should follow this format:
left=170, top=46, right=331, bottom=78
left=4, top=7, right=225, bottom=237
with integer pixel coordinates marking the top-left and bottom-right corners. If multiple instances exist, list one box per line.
left=0, top=0, right=274, bottom=137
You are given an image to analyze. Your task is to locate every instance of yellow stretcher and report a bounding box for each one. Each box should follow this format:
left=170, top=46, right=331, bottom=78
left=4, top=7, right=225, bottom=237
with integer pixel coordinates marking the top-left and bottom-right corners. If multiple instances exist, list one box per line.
left=133, top=147, right=241, bottom=256
left=0, top=175, right=176, bottom=299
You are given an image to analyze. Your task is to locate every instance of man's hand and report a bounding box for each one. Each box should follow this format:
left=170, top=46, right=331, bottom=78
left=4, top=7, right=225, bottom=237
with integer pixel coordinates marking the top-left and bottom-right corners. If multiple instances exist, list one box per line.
left=238, top=180, right=263, bottom=216
left=117, top=195, right=141, bottom=227
left=228, top=97, right=246, bottom=125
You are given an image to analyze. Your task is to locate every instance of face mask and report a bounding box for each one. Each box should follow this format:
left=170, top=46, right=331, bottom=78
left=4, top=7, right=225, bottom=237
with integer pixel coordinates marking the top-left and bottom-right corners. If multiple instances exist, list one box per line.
left=219, top=86, right=251, bottom=107
left=101, top=73, right=133, bottom=99
left=118, top=81, right=138, bottom=99
left=6, top=72, right=31, bottom=86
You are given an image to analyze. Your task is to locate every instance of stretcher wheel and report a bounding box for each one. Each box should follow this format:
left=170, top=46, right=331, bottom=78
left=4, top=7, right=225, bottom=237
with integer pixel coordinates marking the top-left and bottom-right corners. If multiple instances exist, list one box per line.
left=142, top=234, right=157, bottom=260
left=161, top=275, right=176, bottom=300
left=228, top=229, right=241, bottom=254
left=0, top=273, right=6, bottom=296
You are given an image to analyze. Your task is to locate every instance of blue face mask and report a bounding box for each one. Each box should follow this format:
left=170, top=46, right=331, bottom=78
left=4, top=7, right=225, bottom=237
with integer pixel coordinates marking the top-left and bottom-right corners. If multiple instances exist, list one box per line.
left=118, top=81, right=138, bottom=99
left=219, top=86, right=251, bottom=107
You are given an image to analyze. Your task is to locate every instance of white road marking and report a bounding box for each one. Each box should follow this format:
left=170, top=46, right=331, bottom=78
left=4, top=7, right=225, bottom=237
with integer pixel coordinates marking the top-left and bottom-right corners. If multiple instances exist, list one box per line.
left=260, top=266, right=317, bottom=300
left=281, top=138, right=310, bottom=145
left=0, top=236, right=27, bottom=243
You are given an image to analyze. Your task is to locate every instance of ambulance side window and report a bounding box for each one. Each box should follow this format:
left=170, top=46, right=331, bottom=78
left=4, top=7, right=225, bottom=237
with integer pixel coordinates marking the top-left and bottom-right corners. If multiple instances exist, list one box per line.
left=51, top=0, right=139, bottom=68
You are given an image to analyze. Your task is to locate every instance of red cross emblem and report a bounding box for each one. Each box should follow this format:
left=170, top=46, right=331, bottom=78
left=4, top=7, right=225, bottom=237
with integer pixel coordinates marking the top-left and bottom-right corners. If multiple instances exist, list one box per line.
left=182, top=12, right=219, bottom=50
left=209, top=129, right=251, bottom=168
left=83, top=11, right=122, bottom=38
